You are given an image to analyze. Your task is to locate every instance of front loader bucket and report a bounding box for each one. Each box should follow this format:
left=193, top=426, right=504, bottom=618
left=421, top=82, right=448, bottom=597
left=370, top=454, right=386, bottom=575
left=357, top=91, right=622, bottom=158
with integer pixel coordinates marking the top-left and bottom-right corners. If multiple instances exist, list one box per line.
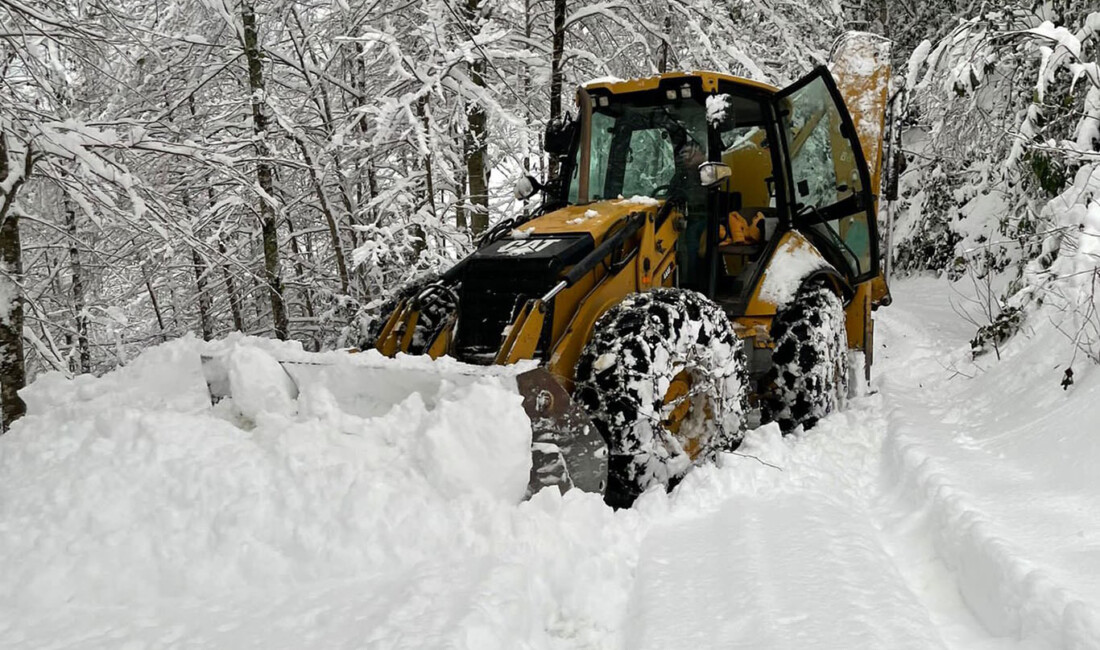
left=200, top=348, right=606, bottom=499
left=516, top=368, right=606, bottom=495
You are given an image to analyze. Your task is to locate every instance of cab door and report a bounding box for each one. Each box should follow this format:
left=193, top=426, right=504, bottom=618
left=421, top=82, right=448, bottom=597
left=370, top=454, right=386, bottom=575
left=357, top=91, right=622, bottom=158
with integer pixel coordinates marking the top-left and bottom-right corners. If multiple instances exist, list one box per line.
left=774, top=67, right=878, bottom=283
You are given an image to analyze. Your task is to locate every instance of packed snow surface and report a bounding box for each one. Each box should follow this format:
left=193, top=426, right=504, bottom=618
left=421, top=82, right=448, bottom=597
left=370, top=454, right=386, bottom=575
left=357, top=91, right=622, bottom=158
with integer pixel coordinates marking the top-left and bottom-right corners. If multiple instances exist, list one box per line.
left=2, top=278, right=1100, bottom=648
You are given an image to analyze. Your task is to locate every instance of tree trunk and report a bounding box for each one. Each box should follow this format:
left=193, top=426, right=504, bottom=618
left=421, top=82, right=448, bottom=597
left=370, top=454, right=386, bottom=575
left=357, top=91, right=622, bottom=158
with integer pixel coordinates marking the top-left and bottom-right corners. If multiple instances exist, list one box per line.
left=353, top=41, right=380, bottom=228
left=415, top=96, right=437, bottom=222
left=548, top=0, right=567, bottom=180
left=293, top=136, right=350, bottom=294
left=464, top=0, right=490, bottom=236
left=64, top=194, right=90, bottom=373
left=183, top=97, right=216, bottom=340
left=248, top=237, right=266, bottom=328
left=364, top=161, right=379, bottom=225
left=456, top=155, right=468, bottom=230
left=0, top=216, right=25, bottom=431
left=219, top=238, right=244, bottom=332
left=0, top=133, right=29, bottom=431
left=412, top=96, right=434, bottom=258
left=657, top=15, right=671, bottom=73
left=465, top=76, right=489, bottom=236
left=284, top=215, right=317, bottom=348
left=141, top=261, right=167, bottom=341
left=240, top=0, right=289, bottom=340
left=191, top=248, right=214, bottom=340
left=522, top=0, right=533, bottom=174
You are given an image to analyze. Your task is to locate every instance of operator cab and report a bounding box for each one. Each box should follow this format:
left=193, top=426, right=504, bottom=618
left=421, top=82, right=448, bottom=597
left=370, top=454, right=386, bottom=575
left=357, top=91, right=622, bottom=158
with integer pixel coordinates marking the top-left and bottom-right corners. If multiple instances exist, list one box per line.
left=564, top=87, right=708, bottom=209
left=556, top=70, right=879, bottom=310
left=706, top=72, right=881, bottom=307
left=561, top=77, right=784, bottom=300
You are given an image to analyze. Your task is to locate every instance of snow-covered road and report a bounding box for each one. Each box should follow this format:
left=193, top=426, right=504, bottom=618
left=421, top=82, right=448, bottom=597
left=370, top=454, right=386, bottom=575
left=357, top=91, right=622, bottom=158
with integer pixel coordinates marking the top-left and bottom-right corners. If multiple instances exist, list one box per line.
left=625, top=278, right=1100, bottom=650
left=2, top=277, right=1098, bottom=649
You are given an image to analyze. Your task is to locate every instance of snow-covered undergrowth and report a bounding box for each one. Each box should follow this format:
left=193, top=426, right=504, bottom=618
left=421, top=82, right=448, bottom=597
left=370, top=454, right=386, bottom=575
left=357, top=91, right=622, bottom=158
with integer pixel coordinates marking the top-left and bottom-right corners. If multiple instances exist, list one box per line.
left=1010, top=164, right=1100, bottom=362
left=2, top=278, right=1100, bottom=648
left=893, top=9, right=1099, bottom=293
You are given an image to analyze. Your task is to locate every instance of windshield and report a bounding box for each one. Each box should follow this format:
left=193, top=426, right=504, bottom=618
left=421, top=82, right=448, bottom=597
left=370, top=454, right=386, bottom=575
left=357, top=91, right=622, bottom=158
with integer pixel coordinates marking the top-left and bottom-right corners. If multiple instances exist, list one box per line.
left=567, top=95, right=707, bottom=206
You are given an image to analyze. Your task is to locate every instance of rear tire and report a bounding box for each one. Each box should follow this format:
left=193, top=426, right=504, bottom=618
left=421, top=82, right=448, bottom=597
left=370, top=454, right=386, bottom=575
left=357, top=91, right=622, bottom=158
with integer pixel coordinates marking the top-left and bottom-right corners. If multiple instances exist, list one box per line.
left=574, top=288, right=749, bottom=508
left=761, top=284, right=848, bottom=432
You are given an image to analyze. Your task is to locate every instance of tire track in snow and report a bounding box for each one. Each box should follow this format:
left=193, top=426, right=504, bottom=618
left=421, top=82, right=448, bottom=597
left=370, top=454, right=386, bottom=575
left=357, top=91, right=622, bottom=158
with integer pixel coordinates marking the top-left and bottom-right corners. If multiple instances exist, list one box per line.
left=623, top=392, right=950, bottom=648
left=875, top=281, right=1100, bottom=650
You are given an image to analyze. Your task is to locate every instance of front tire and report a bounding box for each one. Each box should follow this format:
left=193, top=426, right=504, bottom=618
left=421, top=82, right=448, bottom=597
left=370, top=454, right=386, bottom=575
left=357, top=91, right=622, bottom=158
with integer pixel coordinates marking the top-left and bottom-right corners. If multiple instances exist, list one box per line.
left=574, top=289, right=749, bottom=508
left=761, top=284, right=849, bottom=432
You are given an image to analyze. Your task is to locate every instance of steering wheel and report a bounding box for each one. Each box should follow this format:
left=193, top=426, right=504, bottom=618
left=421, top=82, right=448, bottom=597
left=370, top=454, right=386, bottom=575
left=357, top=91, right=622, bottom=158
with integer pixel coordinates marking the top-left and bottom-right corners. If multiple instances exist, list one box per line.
left=651, top=184, right=671, bottom=199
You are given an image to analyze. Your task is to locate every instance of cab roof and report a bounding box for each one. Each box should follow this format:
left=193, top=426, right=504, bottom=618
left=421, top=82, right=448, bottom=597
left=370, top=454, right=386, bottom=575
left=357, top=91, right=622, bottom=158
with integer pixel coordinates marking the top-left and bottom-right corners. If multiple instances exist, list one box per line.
left=581, top=71, right=779, bottom=96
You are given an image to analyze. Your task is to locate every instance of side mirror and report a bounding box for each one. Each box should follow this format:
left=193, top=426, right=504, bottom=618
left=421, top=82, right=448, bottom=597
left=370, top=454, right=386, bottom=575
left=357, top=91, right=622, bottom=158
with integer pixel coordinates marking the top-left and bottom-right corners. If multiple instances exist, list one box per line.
left=699, top=162, right=732, bottom=188
left=544, top=114, right=576, bottom=157
left=514, top=175, right=542, bottom=201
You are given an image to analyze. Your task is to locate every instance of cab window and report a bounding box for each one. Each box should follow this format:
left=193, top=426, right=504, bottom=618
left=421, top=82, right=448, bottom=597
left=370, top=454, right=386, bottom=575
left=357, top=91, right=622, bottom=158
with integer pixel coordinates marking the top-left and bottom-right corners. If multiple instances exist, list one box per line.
left=707, top=93, right=773, bottom=216
left=567, top=96, right=707, bottom=204
left=781, top=75, right=873, bottom=278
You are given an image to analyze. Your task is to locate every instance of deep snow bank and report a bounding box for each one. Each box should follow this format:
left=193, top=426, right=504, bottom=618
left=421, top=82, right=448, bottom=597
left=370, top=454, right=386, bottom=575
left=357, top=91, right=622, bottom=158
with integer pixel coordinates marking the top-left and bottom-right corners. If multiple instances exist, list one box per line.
left=0, top=338, right=538, bottom=614
left=0, top=333, right=847, bottom=648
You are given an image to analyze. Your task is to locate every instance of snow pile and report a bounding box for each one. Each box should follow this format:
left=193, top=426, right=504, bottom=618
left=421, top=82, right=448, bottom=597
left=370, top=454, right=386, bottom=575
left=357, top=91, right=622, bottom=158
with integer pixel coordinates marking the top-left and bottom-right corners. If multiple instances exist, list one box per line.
left=583, top=76, right=626, bottom=86
left=618, top=195, right=659, bottom=207
left=0, top=336, right=555, bottom=644
left=566, top=208, right=600, bottom=225
left=21, top=338, right=211, bottom=415
left=225, top=344, right=300, bottom=418
left=705, top=93, right=731, bottom=125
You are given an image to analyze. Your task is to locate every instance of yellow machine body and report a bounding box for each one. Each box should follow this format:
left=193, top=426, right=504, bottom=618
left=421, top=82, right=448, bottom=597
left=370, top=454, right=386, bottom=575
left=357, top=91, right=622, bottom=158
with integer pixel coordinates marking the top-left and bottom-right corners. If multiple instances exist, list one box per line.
left=378, top=38, right=892, bottom=387
left=373, top=35, right=893, bottom=497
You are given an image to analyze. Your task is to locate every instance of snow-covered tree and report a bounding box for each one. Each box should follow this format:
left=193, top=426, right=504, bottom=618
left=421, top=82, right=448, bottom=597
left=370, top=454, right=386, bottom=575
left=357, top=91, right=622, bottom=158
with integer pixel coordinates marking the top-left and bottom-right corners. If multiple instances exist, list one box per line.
left=0, top=0, right=875, bottom=429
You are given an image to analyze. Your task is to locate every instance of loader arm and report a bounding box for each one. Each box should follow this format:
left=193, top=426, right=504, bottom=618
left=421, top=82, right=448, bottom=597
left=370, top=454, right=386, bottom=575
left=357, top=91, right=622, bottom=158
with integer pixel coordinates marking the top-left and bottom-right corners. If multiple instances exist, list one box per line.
left=541, top=204, right=680, bottom=387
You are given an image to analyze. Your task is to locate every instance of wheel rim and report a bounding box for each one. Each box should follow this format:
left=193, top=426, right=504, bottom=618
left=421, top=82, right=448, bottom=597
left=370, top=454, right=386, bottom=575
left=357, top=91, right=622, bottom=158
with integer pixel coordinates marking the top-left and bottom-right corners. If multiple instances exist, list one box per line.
left=662, top=368, right=714, bottom=460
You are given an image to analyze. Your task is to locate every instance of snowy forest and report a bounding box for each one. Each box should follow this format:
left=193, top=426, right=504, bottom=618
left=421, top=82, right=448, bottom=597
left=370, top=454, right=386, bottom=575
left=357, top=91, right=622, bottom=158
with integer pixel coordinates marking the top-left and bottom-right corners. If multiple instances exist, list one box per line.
left=4, top=0, right=1100, bottom=647
left=1, top=0, right=1097, bottom=430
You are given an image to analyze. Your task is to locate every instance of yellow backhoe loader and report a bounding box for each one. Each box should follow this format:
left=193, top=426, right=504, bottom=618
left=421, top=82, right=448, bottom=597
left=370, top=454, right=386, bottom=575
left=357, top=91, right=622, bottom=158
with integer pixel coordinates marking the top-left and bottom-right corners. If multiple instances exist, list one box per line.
left=205, top=33, right=893, bottom=508
left=362, top=32, right=892, bottom=507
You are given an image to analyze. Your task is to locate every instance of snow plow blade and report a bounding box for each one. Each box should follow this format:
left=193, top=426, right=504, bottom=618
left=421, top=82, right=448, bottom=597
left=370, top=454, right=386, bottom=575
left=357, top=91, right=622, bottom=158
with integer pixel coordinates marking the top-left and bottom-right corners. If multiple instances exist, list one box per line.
left=200, top=350, right=606, bottom=498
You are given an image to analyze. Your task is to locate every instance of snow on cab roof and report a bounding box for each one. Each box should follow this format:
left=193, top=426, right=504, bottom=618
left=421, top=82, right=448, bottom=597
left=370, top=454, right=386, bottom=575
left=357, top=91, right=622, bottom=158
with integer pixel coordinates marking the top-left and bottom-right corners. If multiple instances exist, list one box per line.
left=582, top=71, right=778, bottom=95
